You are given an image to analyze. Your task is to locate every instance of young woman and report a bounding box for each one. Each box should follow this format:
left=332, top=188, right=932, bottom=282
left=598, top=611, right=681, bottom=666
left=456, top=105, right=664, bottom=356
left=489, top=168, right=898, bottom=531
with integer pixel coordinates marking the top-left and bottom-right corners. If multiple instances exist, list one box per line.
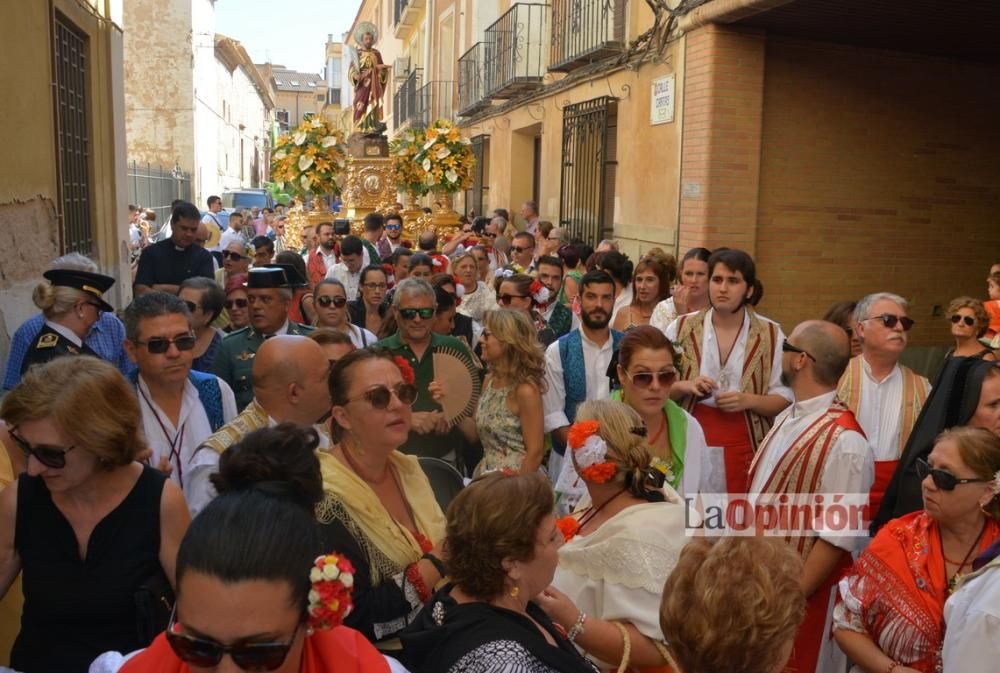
left=611, top=251, right=675, bottom=332
left=650, top=247, right=711, bottom=330
left=348, top=265, right=389, bottom=338
left=314, top=279, right=376, bottom=348
left=494, top=271, right=554, bottom=345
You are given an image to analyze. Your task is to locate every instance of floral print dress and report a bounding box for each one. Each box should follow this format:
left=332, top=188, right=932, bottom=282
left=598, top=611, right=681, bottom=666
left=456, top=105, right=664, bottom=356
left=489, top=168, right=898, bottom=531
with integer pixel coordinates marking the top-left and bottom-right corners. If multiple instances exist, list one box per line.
left=473, top=379, right=525, bottom=474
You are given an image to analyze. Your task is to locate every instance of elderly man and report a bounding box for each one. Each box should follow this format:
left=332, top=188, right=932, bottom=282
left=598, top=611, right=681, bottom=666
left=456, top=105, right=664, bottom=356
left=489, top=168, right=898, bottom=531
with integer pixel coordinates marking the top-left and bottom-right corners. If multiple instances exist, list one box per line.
left=134, top=201, right=215, bottom=296
left=748, top=320, right=874, bottom=673
left=214, top=265, right=314, bottom=410
left=482, top=217, right=509, bottom=276
left=520, top=200, right=540, bottom=236
left=197, top=334, right=333, bottom=494
left=374, top=278, right=478, bottom=470
left=837, top=292, right=930, bottom=518
left=124, top=292, right=237, bottom=516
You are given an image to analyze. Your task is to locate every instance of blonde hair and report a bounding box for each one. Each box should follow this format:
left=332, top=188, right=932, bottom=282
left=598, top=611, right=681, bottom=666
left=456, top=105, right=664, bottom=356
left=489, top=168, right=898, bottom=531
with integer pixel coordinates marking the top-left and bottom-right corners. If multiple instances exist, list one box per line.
left=0, top=357, right=145, bottom=468
left=660, top=537, right=806, bottom=673
left=482, top=309, right=546, bottom=393
left=574, top=399, right=659, bottom=498
left=31, top=282, right=91, bottom=320
left=946, top=296, right=990, bottom=338
left=937, top=426, right=1000, bottom=519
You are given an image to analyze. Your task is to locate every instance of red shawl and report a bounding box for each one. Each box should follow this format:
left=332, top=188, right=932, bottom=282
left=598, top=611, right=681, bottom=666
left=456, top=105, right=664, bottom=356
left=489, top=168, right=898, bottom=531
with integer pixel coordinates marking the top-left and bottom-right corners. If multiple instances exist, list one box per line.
left=120, top=626, right=389, bottom=673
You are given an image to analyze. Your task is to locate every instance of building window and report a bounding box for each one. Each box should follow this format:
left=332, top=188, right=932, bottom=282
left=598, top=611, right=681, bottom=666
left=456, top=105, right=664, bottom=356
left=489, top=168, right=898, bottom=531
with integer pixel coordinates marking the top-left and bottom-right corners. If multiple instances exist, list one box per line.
left=464, top=135, right=489, bottom=217
left=53, top=13, right=93, bottom=255
left=276, top=109, right=290, bottom=133
left=559, top=97, right=618, bottom=246
left=290, top=80, right=300, bottom=86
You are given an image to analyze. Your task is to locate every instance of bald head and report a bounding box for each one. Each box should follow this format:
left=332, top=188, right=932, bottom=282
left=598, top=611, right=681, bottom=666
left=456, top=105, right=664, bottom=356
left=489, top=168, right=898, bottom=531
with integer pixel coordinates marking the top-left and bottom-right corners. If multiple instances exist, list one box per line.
left=252, top=335, right=334, bottom=427
left=254, top=336, right=317, bottom=389
left=790, top=320, right=851, bottom=387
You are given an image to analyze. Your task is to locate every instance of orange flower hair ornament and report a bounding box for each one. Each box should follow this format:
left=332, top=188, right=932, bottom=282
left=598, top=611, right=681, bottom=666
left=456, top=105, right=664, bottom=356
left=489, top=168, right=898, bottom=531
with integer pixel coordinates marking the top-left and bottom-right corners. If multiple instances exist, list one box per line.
left=307, top=553, right=356, bottom=631
left=393, top=356, right=416, bottom=385
left=567, top=419, right=617, bottom=484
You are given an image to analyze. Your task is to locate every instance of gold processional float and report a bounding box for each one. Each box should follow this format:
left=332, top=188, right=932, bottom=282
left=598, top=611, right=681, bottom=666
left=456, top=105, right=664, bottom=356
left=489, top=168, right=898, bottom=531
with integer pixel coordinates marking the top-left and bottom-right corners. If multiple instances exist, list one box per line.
left=271, top=21, right=476, bottom=251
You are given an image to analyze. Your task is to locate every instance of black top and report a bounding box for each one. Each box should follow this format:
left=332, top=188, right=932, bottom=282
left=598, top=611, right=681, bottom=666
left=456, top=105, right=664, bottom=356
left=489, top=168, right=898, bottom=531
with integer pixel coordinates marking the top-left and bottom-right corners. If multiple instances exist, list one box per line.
left=134, top=239, right=214, bottom=288
left=400, top=585, right=599, bottom=673
left=20, top=324, right=98, bottom=375
left=12, top=465, right=169, bottom=673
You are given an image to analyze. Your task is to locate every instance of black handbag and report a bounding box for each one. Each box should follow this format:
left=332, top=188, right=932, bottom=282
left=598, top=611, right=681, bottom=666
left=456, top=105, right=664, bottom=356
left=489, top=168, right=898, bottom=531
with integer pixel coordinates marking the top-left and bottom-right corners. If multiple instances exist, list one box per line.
left=134, top=568, right=175, bottom=645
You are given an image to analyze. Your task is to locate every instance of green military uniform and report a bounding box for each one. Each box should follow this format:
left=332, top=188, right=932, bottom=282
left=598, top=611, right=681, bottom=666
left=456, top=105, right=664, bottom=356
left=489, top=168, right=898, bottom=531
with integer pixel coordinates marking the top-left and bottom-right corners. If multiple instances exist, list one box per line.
left=213, top=322, right=313, bottom=411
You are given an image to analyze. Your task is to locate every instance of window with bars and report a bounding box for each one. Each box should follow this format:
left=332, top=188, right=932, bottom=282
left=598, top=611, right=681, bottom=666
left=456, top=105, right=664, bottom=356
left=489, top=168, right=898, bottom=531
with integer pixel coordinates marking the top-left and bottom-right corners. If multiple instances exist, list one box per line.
left=464, top=135, right=489, bottom=218
left=559, top=97, right=618, bottom=246
left=53, top=13, right=93, bottom=255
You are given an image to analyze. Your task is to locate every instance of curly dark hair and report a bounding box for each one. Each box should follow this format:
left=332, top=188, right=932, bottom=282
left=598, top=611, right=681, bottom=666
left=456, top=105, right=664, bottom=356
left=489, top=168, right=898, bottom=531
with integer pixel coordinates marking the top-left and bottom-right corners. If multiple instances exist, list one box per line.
left=444, top=471, right=554, bottom=601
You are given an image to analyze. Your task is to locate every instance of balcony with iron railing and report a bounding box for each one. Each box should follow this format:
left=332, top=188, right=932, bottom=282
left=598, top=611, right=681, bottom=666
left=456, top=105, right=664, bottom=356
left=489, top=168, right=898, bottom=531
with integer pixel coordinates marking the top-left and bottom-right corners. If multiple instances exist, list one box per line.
left=414, top=80, right=456, bottom=128
left=393, top=0, right=425, bottom=39
left=484, top=3, right=550, bottom=99
left=549, top=0, right=625, bottom=72
left=393, top=68, right=422, bottom=131
left=458, top=42, right=491, bottom=117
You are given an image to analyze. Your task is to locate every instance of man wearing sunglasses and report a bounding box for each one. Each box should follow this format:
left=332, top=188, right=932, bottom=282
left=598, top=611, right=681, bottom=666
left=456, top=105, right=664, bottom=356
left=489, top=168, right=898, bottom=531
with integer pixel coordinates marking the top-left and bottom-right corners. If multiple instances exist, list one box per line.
left=124, top=293, right=238, bottom=516
left=837, top=292, right=930, bottom=518
left=214, top=266, right=314, bottom=411
left=747, top=320, right=874, bottom=673
left=384, top=213, right=406, bottom=253
left=509, top=231, right=537, bottom=273
left=374, top=278, right=478, bottom=469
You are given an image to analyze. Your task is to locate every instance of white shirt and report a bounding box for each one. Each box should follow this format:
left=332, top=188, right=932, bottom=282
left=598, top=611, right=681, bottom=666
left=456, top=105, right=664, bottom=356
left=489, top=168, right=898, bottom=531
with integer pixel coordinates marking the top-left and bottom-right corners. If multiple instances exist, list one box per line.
left=348, top=324, right=378, bottom=348
left=749, top=390, right=874, bottom=551
left=611, top=285, right=633, bottom=324
left=45, top=320, right=83, bottom=347
left=325, top=262, right=362, bottom=301
left=200, top=213, right=223, bottom=251
left=852, top=357, right=929, bottom=461
left=943, top=560, right=1000, bottom=673
left=317, top=246, right=338, bottom=274
left=649, top=298, right=677, bottom=332
left=542, top=330, right=616, bottom=432
left=665, top=308, right=793, bottom=408
left=135, top=375, right=238, bottom=517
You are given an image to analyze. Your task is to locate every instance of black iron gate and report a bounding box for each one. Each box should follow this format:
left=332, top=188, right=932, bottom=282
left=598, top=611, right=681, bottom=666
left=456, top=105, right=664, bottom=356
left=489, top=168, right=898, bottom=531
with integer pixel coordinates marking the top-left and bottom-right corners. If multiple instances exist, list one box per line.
left=464, top=135, right=489, bottom=217
left=559, top=96, right=618, bottom=246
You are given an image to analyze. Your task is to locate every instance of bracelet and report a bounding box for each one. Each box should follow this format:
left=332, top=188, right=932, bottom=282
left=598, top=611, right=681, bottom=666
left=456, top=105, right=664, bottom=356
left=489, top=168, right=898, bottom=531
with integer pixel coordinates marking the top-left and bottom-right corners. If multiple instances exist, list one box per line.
left=566, top=612, right=587, bottom=643
left=612, top=621, right=631, bottom=673
left=405, top=563, right=432, bottom=603
left=885, top=662, right=901, bottom=673
left=421, top=552, right=447, bottom=579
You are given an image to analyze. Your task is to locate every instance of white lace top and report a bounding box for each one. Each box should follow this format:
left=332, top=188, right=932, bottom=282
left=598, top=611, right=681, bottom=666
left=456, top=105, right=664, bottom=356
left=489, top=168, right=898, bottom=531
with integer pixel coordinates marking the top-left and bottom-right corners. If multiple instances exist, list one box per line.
left=457, top=281, right=498, bottom=323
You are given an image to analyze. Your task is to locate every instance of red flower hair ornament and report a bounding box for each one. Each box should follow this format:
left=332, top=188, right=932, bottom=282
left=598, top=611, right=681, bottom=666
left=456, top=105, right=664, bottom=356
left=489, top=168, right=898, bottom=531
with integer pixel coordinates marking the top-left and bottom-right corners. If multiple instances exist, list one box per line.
left=307, top=553, right=356, bottom=630
left=393, top=356, right=416, bottom=385
left=567, top=419, right=617, bottom=484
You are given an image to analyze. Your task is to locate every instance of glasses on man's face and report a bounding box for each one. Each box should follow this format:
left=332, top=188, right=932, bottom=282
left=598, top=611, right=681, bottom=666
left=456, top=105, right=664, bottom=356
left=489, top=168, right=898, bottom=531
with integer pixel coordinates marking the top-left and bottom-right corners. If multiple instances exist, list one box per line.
left=225, top=298, right=248, bottom=310
left=386, top=224, right=401, bottom=231
left=916, top=457, right=990, bottom=492
left=316, top=295, right=347, bottom=308
left=498, top=294, right=528, bottom=306
left=624, top=368, right=677, bottom=389
left=346, top=382, right=418, bottom=409
left=399, top=307, right=435, bottom=321
left=165, top=607, right=299, bottom=671
left=950, top=314, right=976, bottom=327
left=222, top=251, right=246, bottom=261
left=9, top=429, right=76, bottom=469
left=510, top=246, right=532, bottom=254
left=136, top=334, right=197, bottom=354
left=363, top=282, right=387, bottom=291
left=864, top=314, right=915, bottom=331
left=781, top=339, right=817, bottom=362
left=483, top=232, right=497, bottom=238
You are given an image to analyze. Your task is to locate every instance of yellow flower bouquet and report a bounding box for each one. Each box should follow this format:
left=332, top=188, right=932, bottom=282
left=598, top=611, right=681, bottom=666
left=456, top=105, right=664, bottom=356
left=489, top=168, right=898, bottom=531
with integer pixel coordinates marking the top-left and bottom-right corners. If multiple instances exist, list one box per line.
left=390, top=128, right=430, bottom=196
left=413, top=119, right=475, bottom=194
left=271, top=117, right=347, bottom=198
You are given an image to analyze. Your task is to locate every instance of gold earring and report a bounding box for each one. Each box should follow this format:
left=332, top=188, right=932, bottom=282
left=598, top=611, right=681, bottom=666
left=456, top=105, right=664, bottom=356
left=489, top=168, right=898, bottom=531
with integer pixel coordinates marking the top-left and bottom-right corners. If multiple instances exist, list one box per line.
left=509, top=585, right=519, bottom=598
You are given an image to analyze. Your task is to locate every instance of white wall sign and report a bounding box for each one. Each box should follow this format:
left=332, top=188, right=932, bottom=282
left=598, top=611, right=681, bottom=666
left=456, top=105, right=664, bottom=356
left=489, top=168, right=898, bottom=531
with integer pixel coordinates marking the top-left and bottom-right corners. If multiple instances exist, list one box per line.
left=650, top=74, right=675, bottom=125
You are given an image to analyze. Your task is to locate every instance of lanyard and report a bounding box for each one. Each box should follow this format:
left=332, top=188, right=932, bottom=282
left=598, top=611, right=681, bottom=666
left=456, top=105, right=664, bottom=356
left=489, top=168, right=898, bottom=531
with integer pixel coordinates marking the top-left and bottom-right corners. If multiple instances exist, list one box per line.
left=137, top=385, right=187, bottom=488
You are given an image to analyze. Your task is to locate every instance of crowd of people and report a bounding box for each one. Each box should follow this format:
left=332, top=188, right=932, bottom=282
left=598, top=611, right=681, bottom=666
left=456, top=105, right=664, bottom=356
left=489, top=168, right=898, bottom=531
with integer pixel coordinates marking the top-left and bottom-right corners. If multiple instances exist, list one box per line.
left=0, top=197, right=998, bottom=673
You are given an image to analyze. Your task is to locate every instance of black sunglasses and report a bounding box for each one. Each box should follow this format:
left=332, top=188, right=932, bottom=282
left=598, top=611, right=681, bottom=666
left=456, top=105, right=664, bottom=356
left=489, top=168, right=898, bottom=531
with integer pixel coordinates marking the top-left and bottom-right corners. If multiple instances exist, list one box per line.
left=950, top=314, right=976, bottom=327
left=498, top=294, right=528, bottom=306
left=399, top=307, right=435, bottom=320
left=916, top=457, right=990, bottom=491
left=9, top=429, right=76, bottom=469
left=222, top=251, right=247, bottom=261
left=316, top=295, right=347, bottom=308
left=347, top=382, right=418, bottom=409
left=865, top=313, right=915, bottom=331
left=136, top=334, right=197, bottom=354
left=225, top=298, right=248, bottom=309
left=625, top=369, right=677, bottom=389
left=510, top=245, right=532, bottom=253
left=782, top=339, right=817, bottom=362
left=165, top=607, right=299, bottom=671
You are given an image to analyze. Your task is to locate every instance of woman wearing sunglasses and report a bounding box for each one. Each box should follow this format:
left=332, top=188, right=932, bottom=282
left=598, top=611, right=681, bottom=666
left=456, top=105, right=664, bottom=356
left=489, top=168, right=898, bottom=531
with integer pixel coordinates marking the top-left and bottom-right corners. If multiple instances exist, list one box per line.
left=944, top=296, right=995, bottom=361
left=494, top=271, right=555, bottom=345
left=0, top=357, right=190, bottom=673
left=0, top=421, right=25, bottom=667
left=222, top=273, right=250, bottom=333
left=314, top=279, right=376, bottom=348
left=117, top=424, right=400, bottom=673
left=834, top=426, right=1000, bottom=673
left=178, top=277, right=226, bottom=374
left=317, top=348, right=447, bottom=648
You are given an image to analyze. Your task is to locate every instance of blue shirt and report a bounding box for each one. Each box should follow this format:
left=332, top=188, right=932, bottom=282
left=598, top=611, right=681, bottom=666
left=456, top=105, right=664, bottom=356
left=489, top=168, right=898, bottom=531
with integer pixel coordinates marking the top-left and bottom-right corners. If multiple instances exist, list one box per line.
left=3, top=312, right=135, bottom=390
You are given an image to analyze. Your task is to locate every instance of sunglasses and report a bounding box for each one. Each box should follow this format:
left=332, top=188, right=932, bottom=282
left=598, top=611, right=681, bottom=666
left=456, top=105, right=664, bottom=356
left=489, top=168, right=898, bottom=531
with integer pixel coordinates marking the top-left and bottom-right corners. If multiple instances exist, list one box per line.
left=225, top=298, right=248, bottom=309
left=316, top=295, right=347, bottom=308
left=916, top=457, right=990, bottom=491
left=165, top=608, right=299, bottom=671
left=386, top=224, right=401, bottom=231
left=864, top=314, right=915, bottom=331
left=399, top=307, right=435, bottom=320
left=9, top=429, right=76, bottom=469
left=625, top=369, right=677, bottom=389
left=781, top=339, right=817, bottom=362
left=182, top=300, right=200, bottom=314
left=498, top=294, right=528, bottom=306
left=135, top=334, right=197, bottom=354
left=950, top=314, right=976, bottom=327
left=347, top=382, right=418, bottom=409
left=510, top=246, right=532, bottom=253
left=222, top=251, right=247, bottom=261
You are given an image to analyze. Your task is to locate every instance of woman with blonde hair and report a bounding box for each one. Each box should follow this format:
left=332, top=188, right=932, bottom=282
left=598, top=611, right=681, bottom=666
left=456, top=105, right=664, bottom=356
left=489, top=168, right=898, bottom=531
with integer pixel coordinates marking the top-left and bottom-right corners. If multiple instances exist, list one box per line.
left=944, top=296, right=995, bottom=360
left=469, top=309, right=546, bottom=474
left=659, top=537, right=806, bottom=673
left=538, top=399, right=688, bottom=673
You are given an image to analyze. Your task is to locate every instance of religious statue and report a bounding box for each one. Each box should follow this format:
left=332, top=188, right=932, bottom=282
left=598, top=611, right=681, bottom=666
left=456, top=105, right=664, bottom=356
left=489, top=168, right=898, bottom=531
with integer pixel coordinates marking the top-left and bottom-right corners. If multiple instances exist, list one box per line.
left=348, top=22, right=390, bottom=136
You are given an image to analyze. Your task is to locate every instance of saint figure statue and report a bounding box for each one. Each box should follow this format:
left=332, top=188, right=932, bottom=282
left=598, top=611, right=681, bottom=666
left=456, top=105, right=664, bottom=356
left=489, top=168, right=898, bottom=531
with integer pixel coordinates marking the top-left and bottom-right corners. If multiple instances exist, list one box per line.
left=348, top=22, right=390, bottom=135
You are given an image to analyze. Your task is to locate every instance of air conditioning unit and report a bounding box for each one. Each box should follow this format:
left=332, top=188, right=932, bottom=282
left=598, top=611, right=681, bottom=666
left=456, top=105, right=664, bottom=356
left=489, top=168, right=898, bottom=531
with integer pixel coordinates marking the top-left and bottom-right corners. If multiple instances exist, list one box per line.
left=393, top=57, right=409, bottom=82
